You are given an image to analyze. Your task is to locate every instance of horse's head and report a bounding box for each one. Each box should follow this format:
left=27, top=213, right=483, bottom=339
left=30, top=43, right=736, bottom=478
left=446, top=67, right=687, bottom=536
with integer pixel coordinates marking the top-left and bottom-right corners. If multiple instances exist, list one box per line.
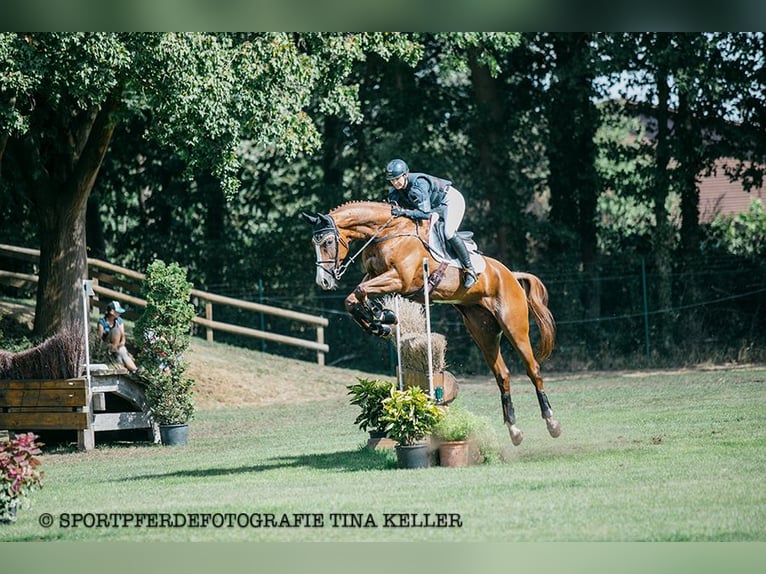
left=301, top=212, right=348, bottom=291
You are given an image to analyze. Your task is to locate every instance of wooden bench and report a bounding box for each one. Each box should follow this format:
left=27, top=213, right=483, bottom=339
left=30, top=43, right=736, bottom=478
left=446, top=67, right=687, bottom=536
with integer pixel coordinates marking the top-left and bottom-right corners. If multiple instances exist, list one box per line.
left=0, top=372, right=158, bottom=450
left=0, top=378, right=93, bottom=449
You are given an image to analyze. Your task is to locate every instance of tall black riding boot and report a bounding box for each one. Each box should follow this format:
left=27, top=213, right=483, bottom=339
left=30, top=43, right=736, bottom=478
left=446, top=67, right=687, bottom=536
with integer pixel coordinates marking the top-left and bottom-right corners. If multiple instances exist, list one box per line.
left=448, top=235, right=478, bottom=289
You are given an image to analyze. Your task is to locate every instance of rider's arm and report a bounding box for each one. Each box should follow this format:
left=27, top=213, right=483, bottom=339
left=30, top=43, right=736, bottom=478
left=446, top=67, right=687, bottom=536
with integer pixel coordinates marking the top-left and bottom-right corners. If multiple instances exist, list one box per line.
left=397, top=178, right=431, bottom=219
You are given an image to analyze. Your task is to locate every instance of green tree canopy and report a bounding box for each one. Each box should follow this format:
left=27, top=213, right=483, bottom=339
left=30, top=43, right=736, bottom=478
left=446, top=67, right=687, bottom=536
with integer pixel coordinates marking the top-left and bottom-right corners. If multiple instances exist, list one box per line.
left=0, top=32, right=422, bottom=338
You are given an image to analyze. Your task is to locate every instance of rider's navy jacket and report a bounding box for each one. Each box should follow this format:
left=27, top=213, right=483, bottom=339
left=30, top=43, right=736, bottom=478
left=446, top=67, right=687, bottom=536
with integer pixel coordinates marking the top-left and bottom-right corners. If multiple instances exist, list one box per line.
left=387, top=172, right=451, bottom=220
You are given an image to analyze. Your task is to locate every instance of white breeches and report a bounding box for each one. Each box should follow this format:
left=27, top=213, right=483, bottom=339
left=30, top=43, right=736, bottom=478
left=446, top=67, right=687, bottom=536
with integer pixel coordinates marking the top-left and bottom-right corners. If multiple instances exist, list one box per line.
left=441, top=186, right=465, bottom=240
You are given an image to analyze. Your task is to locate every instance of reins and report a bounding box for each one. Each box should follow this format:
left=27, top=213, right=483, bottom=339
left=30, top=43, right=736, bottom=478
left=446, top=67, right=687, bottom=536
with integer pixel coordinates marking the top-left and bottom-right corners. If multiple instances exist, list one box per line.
left=332, top=215, right=397, bottom=280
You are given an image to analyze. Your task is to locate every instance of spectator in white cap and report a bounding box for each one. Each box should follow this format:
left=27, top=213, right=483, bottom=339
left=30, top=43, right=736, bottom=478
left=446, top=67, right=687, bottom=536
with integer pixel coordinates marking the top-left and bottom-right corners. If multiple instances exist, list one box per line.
left=97, top=300, right=138, bottom=373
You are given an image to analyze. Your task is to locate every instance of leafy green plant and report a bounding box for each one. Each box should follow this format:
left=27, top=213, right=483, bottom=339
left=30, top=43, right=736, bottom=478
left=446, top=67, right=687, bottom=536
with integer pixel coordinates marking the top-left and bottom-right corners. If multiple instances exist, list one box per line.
left=1, top=432, right=44, bottom=522
left=471, top=417, right=508, bottom=464
left=431, top=402, right=505, bottom=463
left=346, top=378, right=394, bottom=433
left=381, top=386, right=443, bottom=446
left=432, top=403, right=478, bottom=442
left=707, top=199, right=766, bottom=259
left=135, top=260, right=196, bottom=426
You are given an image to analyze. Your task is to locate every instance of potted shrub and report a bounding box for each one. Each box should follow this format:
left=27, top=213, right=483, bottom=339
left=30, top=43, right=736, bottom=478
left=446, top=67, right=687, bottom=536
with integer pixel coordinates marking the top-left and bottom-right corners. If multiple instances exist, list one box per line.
left=1, top=432, right=44, bottom=523
left=432, top=404, right=478, bottom=467
left=347, top=377, right=395, bottom=447
left=381, top=386, right=443, bottom=469
left=135, top=260, right=196, bottom=446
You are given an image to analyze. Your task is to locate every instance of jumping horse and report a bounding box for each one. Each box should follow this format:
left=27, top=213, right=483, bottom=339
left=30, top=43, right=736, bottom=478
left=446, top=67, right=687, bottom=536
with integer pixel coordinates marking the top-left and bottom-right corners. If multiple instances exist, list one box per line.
left=302, top=201, right=561, bottom=445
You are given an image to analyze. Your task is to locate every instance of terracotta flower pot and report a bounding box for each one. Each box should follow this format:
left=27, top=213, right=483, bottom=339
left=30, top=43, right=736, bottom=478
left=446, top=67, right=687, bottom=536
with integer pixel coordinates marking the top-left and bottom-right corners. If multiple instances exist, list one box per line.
left=438, top=440, right=469, bottom=467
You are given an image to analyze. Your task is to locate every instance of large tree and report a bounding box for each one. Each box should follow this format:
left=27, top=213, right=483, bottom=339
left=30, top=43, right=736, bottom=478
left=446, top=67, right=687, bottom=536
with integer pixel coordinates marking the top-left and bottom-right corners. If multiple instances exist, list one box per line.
left=598, top=33, right=765, bottom=351
left=0, top=32, right=421, bottom=339
left=543, top=33, right=602, bottom=322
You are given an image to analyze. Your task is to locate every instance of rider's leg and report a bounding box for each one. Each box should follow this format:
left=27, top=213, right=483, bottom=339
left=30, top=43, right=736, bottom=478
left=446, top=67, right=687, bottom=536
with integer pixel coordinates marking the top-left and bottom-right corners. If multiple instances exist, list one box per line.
left=442, top=186, right=477, bottom=289
left=448, top=235, right=477, bottom=289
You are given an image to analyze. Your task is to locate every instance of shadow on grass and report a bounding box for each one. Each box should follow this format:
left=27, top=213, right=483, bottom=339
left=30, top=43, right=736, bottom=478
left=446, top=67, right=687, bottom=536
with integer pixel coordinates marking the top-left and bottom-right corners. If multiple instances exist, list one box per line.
left=119, top=446, right=397, bottom=481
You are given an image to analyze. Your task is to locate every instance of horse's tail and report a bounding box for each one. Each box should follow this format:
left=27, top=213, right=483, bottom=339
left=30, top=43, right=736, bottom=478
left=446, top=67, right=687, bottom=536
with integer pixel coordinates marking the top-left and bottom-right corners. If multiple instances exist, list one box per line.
left=513, top=272, right=556, bottom=362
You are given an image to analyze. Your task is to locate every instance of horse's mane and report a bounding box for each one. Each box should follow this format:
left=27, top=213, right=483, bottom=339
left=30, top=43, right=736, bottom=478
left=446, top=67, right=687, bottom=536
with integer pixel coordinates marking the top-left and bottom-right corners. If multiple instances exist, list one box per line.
left=330, top=200, right=389, bottom=213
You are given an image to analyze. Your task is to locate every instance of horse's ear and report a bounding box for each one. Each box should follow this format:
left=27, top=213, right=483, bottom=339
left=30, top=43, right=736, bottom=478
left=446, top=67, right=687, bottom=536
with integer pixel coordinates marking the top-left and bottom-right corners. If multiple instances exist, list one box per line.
left=301, top=212, right=319, bottom=226
left=318, top=213, right=334, bottom=226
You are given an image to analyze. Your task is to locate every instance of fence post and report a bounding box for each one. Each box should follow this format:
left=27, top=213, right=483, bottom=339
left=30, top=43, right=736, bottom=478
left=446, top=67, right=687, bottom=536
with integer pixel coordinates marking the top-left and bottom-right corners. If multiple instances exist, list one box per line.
left=316, top=326, right=325, bottom=366
left=259, top=278, right=266, bottom=352
left=205, top=300, right=214, bottom=342
left=641, top=256, right=650, bottom=358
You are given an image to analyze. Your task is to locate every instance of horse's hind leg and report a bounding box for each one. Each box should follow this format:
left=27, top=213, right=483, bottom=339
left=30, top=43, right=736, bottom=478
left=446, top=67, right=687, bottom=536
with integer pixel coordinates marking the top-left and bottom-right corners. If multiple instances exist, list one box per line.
left=497, top=305, right=561, bottom=439
left=456, top=305, right=525, bottom=446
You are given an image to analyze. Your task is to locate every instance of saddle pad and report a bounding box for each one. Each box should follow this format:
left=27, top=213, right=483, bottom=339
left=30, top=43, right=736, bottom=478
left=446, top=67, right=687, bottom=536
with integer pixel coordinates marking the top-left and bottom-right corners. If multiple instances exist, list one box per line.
left=427, top=216, right=487, bottom=274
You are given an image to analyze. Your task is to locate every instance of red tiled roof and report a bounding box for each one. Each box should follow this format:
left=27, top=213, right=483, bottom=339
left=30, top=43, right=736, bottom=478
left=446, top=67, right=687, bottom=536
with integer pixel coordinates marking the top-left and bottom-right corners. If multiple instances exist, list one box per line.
left=698, top=159, right=765, bottom=223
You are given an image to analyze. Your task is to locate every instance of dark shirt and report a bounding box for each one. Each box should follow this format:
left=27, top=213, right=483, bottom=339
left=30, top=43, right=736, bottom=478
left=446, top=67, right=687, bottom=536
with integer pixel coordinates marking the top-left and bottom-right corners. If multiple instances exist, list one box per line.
left=388, top=172, right=451, bottom=219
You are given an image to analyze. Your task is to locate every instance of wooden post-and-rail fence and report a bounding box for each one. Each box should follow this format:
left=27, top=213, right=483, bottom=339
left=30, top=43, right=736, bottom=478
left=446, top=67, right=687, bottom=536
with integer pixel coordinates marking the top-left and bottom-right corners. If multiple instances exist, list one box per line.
left=0, top=244, right=329, bottom=365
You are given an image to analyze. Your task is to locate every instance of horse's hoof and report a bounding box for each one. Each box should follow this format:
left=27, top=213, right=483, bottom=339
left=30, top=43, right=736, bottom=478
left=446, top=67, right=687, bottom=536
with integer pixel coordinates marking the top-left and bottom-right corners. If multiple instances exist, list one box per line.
left=508, top=424, right=524, bottom=446
left=377, top=308, right=398, bottom=324
left=546, top=417, right=562, bottom=438
left=370, top=323, right=392, bottom=338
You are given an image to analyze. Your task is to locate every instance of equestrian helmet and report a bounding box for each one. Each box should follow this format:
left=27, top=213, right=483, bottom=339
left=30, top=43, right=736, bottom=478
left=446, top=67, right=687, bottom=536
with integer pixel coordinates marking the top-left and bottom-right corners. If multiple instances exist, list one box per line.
left=385, top=159, right=409, bottom=180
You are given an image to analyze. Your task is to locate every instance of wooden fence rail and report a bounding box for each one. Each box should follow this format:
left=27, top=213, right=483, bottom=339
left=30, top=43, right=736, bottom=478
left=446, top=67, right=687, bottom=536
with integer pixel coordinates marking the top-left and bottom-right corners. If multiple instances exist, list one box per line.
left=0, top=244, right=329, bottom=365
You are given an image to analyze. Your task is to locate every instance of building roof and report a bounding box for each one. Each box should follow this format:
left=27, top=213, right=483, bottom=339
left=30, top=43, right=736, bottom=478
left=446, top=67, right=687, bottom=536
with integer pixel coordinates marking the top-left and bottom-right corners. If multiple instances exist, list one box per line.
left=699, top=159, right=765, bottom=223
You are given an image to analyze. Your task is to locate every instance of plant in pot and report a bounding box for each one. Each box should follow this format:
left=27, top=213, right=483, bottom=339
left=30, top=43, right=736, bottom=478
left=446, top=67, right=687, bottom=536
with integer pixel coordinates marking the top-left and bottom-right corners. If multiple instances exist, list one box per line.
left=381, top=386, right=443, bottom=469
left=1, top=432, right=44, bottom=523
left=347, top=378, right=395, bottom=448
left=432, top=404, right=479, bottom=467
left=135, top=260, right=196, bottom=446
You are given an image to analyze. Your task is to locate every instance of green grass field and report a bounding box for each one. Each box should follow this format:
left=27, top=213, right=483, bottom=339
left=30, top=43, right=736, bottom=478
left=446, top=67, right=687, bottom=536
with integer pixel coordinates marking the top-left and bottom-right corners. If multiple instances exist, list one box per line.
left=2, top=365, right=765, bottom=542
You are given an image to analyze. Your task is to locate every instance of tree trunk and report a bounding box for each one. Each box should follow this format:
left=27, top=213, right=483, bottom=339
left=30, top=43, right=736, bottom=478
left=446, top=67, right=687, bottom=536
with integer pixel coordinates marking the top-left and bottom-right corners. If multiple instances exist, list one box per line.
left=676, top=92, right=702, bottom=260
left=201, top=172, right=225, bottom=290
left=0, top=132, right=7, bottom=177
left=25, top=93, right=122, bottom=339
left=546, top=34, right=601, bottom=323
left=35, top=198, right=89, bottom=336
left=86, top=193, right=107, bottom=261
left=467, top=48, right=525, bottom=264
left=651, top=56, right=675, bottom=353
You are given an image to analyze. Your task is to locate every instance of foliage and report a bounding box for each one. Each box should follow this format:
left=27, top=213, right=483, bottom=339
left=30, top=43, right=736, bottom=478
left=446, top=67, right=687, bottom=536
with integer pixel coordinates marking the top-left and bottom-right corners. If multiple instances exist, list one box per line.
left=706, top=199, right=766, bottom=259
left=135, top=260, right=196, bottom=425
left=432, top=403, right=478, bottom=442
left=0, top=317, right=35, bottom=354
left=346, top=377, right=394, bottom=433
left=431, top=403, right=504, bottom=463
left=2, top=33, right=765, bottom=372
left=0, top=32, right=424, bottom=337
left=380, top=386, right=443, bottom=446
left=1, top=432, right=43, bottom=522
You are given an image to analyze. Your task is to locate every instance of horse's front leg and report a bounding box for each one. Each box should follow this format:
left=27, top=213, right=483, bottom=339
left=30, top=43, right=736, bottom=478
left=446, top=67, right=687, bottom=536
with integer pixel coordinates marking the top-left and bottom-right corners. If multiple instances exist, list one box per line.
left=344, top=271, right=404, bottom=338
left=345, top=285, right=392, bottom=337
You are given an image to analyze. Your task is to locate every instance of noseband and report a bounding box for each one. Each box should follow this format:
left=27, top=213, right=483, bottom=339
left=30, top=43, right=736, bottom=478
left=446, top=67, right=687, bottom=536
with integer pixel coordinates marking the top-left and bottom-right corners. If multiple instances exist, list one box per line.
left=312, top=218, right=349, bottom=281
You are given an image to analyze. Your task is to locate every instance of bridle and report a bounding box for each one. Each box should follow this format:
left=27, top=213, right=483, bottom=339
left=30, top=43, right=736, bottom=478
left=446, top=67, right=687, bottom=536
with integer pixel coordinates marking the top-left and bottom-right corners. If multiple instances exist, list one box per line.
left=312, top=214, right=396, bottom=281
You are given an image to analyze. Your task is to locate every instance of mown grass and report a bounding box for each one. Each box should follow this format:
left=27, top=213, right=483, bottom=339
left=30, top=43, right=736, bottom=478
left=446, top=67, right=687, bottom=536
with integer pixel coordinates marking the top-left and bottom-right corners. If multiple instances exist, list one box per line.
left=2, top=367, right=765, bottom=542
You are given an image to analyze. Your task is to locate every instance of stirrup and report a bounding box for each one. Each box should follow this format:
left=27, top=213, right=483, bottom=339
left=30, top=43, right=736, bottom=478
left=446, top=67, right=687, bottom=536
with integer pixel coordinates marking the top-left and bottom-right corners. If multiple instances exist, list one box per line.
left=463, top=269, right=477, bottom=289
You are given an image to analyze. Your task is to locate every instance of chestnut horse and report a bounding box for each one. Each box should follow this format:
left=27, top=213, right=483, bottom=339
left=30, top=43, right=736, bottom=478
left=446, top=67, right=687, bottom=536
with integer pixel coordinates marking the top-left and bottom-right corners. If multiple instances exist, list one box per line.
left=302, top=201, right=560, bottom=445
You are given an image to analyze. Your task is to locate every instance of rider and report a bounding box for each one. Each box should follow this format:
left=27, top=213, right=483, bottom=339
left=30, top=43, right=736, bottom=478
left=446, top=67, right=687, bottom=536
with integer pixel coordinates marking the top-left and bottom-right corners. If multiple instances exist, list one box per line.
left=385, top=158, right=477, bottom=289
